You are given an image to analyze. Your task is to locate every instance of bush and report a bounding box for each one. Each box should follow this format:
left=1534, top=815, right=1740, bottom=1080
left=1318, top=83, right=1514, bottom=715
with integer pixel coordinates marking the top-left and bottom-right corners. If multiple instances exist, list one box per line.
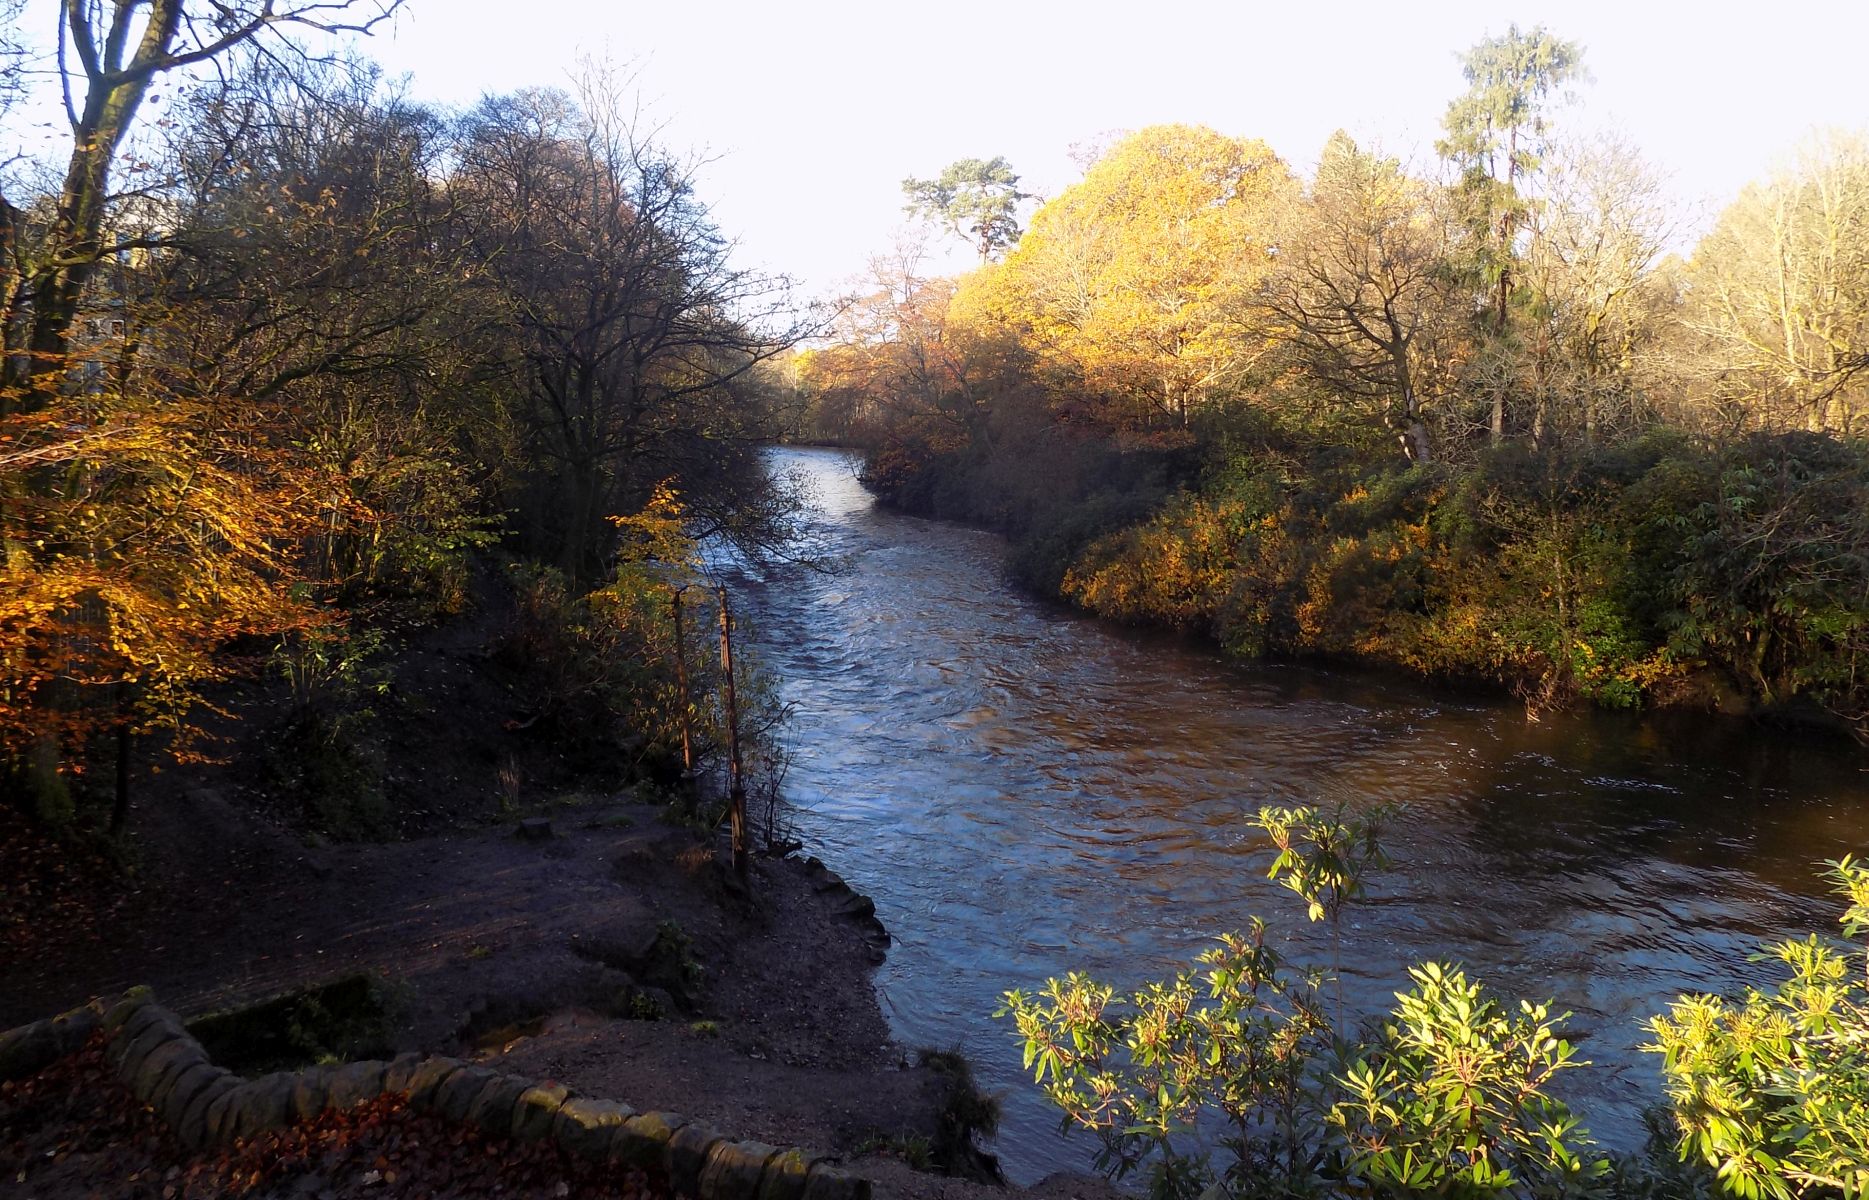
left=871, top=412, right=1869, bottom=730
left=267, top=624, right=394, bottom=838
left=1648, top=857, right=1869, bottom=1200
left=1005, top=808, right=1869, bottom=1200
left=1331, top=962, right=1604, bottom=1196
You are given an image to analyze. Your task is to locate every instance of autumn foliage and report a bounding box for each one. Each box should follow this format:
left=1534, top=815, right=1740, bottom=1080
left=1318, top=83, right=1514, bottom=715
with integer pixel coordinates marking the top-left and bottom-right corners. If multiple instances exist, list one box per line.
left=816, top=72, right=1869, bottom=730
left=2, top=9, right=798, bottom=827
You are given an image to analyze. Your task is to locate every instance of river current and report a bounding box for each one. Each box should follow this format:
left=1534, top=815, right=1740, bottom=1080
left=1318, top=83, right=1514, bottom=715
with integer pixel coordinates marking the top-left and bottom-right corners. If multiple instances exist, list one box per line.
left=717, top=446, right=1869, bottom=1183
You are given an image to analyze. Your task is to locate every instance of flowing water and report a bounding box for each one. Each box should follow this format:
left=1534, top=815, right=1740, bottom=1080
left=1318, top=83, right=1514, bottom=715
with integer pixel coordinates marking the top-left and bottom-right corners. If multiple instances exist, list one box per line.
left=718, top=446, right=1869, bottom=1183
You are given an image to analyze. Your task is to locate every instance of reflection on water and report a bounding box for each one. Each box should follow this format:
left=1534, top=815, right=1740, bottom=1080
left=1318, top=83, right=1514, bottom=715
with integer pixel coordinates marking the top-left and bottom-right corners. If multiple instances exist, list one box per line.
left=720, top=447, right=1869, bottom=1184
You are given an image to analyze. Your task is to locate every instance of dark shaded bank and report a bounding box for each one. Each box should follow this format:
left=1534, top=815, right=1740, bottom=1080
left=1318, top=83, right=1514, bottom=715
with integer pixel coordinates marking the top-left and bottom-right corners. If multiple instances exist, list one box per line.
left=0, top=565, right=1110, bottom=1200
left=1, top=792, right=1112, bottom=1200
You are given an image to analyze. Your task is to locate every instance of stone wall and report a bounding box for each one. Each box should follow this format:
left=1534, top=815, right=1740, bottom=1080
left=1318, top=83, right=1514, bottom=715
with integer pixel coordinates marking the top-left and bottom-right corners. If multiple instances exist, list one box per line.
left=0, top=989, right=870, bottom=1200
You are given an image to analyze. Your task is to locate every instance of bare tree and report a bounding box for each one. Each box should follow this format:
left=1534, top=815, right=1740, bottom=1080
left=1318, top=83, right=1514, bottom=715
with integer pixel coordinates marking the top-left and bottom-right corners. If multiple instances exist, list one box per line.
left=3, top=0, right=402, bottom=409
left=1677, top=132, right=1869, bottom=435
left=450, top=66, right=804, bottom=579
left=1518, top=133, right=1675, bottom=445
left=1262, top=134, right=1462, bottom=463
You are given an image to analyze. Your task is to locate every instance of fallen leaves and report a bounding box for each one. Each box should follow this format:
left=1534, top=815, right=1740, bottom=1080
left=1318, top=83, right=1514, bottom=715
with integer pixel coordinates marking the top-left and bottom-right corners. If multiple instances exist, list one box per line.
left=2, top=1040, right=673, bottom=1199
left=0, top=807, right=136, bottom=958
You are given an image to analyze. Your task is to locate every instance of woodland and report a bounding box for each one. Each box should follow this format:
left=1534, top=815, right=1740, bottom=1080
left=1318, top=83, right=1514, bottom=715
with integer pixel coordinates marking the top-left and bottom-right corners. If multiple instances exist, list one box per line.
left=806, top=29, right=1869, bottom=734
left=1, top=0, right=803, bottom=837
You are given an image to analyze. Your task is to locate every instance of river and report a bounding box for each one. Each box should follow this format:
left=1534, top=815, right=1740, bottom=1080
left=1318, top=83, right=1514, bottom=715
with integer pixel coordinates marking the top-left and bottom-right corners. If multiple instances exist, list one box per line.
left=717, top=446, right=1869, bottom=1183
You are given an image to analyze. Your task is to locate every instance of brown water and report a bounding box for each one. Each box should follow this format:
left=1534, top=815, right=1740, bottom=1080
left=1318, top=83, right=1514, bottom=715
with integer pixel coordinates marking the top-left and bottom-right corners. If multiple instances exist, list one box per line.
left=721, top=446, right=1869, bottom=1183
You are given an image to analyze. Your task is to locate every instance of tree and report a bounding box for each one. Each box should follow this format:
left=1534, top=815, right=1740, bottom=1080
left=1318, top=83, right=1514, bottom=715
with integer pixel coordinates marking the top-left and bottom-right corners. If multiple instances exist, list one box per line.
left=901, top=156, right=1030, bottom=261
left=1, top=1, right=405, bottom=818
left=802, top=238, right=976, bottom=443
left=0, top=0, right=28, bottom=127
left=1438, top=24, right=1583, bottom=195
left=1262, top=134, right=1460, bottom=463
left=2, top=0, right=403, bottom=409
left=977, top=125, right=1291, bottom=429
left=1676, top=133, right=1869, bottom=435
left=450, top=67, right=802, bottom=580
left=158, top=56, right=491, bottom=613
left=1517, top=134, right=1674, bottom=447
left=1437, top=23, right=1584, bottom=440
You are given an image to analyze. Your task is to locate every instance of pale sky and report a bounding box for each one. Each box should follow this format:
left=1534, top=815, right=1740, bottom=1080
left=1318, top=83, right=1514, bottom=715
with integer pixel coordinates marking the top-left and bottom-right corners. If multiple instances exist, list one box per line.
left=10, top=0, right=1869, bottom=296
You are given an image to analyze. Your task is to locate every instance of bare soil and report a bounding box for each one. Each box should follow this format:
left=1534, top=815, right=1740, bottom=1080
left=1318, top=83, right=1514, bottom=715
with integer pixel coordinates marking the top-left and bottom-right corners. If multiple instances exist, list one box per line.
left=3, top=795, right=937, bottom=1148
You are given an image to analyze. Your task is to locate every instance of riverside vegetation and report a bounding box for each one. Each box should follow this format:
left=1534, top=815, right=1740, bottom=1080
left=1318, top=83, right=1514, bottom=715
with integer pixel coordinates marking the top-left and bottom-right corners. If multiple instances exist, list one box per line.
left=1, top=10, right=1003, bottom=1197
left=1001, top=807, right=1869, bottom=1200
left=6, top=8, right=1869, bottom=1200
left=1, top=1, right=803, bottom=842
left=799, top=25, right=1869, bottom=1195
left=800, top=26, right=1869, bottom=736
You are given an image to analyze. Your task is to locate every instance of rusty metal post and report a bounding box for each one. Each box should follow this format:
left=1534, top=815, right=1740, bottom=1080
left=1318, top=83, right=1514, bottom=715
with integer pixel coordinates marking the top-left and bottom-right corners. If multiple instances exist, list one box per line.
left=717, top=585, right=746, bottom=876
left=671, top=585, right=693, bottom=784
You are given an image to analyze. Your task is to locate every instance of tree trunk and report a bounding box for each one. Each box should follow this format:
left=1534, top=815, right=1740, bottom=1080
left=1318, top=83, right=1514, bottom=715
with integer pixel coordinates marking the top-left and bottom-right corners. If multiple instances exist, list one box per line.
left=1393, top=356, right=1431, bottom=464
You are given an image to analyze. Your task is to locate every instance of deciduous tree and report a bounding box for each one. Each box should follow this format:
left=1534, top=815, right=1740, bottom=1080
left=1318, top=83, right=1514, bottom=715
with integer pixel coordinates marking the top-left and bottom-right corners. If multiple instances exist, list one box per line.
left=1677, top=133, right=1869, bottom=435
left=1262, top=135, right=1459, bottom=463
left=450, top=67, right=802, bottom=580
left=982, top=125, right=1291, bottom=430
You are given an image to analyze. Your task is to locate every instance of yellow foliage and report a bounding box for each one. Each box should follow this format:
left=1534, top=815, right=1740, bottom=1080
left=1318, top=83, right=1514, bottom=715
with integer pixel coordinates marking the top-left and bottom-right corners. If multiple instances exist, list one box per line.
left=1, top=384, right=324, bottom=758
left=972, top=125, right=1294, bottom=428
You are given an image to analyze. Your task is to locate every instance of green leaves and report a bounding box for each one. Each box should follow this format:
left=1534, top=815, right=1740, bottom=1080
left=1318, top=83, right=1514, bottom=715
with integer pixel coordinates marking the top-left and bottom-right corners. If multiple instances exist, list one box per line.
left=1648, top=864, right=1869, bottom=1200
left=1002, top=942, right=1609, bottom=1200
left=1004, top=819, right=1869, bottom=1200
left=902, top=156, right=1031, bottom=262
left=1253, top=803, right=1393, bottom=927
left=998, top=927, right=1331, bottom=1200
left=1329, top=962, right=1606, bottom=1197
left=1000, top=806, right=1610, bottom=1200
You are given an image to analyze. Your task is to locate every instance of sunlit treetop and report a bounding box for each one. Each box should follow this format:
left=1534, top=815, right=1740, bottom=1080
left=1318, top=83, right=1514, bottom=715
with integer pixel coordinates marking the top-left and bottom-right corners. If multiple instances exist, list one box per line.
left=902, top=156, right=1032, bottom=262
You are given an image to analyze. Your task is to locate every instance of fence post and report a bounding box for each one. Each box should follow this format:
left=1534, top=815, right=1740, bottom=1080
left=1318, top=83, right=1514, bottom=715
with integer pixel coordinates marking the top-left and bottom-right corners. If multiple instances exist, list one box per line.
left=670, top=586, right=693, bottom=786
left=716, top=585, right=746, bottom=877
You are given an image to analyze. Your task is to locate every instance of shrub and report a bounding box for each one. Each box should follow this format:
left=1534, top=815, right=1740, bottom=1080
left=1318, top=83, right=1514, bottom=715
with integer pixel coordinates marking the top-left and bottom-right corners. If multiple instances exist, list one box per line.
left=1648, top=857, right=1869, bottom=1200
left=1330, top=962, right=1605, bottom=1196
left=1000, top=924, right=1331, bottom=1200
left=1002, top=805, right=1609, bottom=1200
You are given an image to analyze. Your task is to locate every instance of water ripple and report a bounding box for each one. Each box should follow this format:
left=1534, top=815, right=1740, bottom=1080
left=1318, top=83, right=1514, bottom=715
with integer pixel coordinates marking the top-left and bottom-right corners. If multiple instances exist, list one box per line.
left=727, top=447, right=1869, bottom=1184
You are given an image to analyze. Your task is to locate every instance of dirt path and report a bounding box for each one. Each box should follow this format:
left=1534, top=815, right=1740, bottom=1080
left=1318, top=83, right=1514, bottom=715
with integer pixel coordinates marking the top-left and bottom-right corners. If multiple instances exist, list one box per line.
left=5, top=795, right=923, bottom=1145
left=3, top=795, right=1129, bottom=1200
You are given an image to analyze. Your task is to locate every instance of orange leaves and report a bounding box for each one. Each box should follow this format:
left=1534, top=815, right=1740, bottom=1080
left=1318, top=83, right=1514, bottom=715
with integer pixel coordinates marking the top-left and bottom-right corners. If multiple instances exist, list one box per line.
left=1062, top=492, right=1266, bottom=633
left=607, top=480, right=701, bottom=580
left=2, top=1044, right=670, bottom=1200
left=0, top=365, right=333, bottom=761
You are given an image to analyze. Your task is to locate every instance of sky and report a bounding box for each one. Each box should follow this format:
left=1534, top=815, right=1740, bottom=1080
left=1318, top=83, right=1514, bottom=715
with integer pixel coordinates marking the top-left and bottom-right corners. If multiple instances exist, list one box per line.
left=10, top=0, right=1869, bottom=297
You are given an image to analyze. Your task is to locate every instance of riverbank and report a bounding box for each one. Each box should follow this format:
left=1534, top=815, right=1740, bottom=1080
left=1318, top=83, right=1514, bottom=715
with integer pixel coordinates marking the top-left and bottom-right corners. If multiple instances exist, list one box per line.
left=715, top=446, right=1869, bottom=1182
left=0, top=792, right=897, bottom=1151
left=0, top=572, right=1114, bottom=1200
left=1, top=788, right=1120, bottom=1200
left=857, top=433, right=1869, bottom=739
